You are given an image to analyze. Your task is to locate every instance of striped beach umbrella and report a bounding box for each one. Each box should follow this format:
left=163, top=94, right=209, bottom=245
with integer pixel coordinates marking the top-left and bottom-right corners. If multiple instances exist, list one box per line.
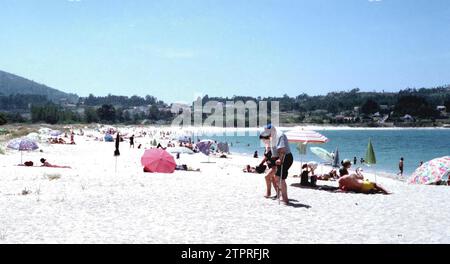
left=285, top=129, right=329, bottom=144
left=409, top=156, right=450, bottom=185
left=286, top=129, right=328, bottom=171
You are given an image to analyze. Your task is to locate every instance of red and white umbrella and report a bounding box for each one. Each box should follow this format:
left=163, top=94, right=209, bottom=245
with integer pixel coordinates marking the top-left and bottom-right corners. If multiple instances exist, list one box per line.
left=285, top=129, right=329, bottom=177
left=141, top=149, right=176, bottom=174
left=285, top=129, right=328, bottom=144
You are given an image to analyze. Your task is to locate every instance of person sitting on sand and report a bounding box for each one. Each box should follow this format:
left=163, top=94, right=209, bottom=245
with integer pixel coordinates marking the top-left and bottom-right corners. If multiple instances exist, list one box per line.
left=339, top=159, right=352, bottom=177
left=307, top=162, right=319, bottom=186
left=300, top=164, right=310, bottom=186
left=40, top=158, right=71, bottom=169
left=338, top=173, right=389, bottom=194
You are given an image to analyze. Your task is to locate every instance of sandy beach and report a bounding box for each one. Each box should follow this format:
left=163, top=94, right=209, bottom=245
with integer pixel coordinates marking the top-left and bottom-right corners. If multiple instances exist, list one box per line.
left=0, top=127, right=449, bottom=244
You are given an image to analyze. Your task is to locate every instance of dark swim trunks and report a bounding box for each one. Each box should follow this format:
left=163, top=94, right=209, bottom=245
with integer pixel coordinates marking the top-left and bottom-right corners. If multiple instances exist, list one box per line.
left=275, top=153, right=294, bottom=179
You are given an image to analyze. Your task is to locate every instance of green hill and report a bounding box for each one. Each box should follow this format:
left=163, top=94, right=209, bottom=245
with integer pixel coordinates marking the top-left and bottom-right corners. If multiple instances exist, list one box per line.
left=0, top=70, right=78, bottom=103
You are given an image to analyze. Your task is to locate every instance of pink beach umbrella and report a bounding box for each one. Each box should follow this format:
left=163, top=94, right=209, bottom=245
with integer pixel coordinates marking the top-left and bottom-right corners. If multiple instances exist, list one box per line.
left=409, top=156, right=450, bottom=185
left=141, top=149, right=176, bottom=173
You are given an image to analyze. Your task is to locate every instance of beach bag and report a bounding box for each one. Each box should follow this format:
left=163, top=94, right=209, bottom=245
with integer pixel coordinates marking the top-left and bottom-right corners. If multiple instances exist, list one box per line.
left=24, top=161, right=34, bottom=167
left=255, top=165, right=267, bottom=174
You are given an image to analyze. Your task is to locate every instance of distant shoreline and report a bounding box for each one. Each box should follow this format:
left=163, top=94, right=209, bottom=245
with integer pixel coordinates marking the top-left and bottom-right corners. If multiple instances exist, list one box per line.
left=2, top=123, right=450, bottom=132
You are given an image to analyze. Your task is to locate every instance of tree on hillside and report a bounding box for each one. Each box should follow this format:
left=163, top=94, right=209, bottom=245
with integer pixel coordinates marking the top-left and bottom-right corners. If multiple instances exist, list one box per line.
left=394, top=95, right=438, bottom=118
left=97, top=104, right=116, bottom=123
left=444, top=97, right=450, bottom=110
left=361, top=99, right=380, bottom=115
left=84, top=107, right=99, bottom=123
left=0, top=112, right=7, bottom=125
left=149, top=105, right=160, bottom=120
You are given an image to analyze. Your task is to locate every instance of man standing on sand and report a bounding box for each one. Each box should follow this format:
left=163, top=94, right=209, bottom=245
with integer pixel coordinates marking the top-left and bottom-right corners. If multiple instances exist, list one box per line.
left=398, top=157, right=404, bottom=176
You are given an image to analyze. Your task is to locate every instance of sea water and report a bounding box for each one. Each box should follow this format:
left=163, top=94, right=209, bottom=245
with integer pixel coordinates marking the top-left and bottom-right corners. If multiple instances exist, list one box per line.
left=200, top=129, right=450, bottom=177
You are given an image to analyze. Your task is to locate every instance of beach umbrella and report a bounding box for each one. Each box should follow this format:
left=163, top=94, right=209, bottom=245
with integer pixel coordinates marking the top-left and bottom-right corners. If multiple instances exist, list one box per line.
left=286, top=129, right=328, bottom=174
left=0, top=128, right=9, bottom=135
left=285, top=129, right=329, bottom=144
left=141, top=149, right=176, bottom=173
left=7, top=137, right=39, bottom=163
left=332, top=148, right=340, bottom=168
left=26, top=132, right=42, bottom=142
left=38, top=127, right=51, bottom=135
left=50, top=130, right=63, bottom=137
left=409, top=156, right=450, bottom=185
left=365, top=139, right=376, bottom=165
left=365, top=139, right=377, bottom=182
left=178, top=135, right=191, bottom=143
left=104, top=134, right=114, bottom=142
left=197, top=139, right=215, bottom=163
left=167, top=147, right=194, bottom=155
left=197, top=140, right=214, bottom=156
left=310, top=147, right=333, bottom=162
left=217, top=142, right=230, bottom=153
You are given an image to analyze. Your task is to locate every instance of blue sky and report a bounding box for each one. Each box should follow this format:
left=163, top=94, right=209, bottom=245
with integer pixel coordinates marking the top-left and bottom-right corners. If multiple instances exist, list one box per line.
left=1, top=0, right=450, bottom=103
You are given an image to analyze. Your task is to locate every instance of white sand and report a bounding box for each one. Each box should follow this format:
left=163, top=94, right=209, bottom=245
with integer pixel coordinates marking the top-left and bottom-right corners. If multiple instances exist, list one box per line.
left=1, top=129, right=449, bottom=244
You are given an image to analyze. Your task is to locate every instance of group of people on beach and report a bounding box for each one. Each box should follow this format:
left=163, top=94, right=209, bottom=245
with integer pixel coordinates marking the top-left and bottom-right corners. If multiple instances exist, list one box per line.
left=48, top=131, right=76, bottom=145
left=253, top=125, right=294, bottom=205
left=248, top=125, right=390, bottom=203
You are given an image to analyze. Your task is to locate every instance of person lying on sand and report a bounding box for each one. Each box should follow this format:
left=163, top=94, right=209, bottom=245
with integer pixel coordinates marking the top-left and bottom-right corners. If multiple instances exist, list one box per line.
left=243, top=165, right=256, bottom=173
left=174, top=164, right=200, bottom=172
left=338, top=173, right=390, bottom=194
left=40, top=158, right=72, bottom=169
left=317, top=168, right=338, bottom=181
